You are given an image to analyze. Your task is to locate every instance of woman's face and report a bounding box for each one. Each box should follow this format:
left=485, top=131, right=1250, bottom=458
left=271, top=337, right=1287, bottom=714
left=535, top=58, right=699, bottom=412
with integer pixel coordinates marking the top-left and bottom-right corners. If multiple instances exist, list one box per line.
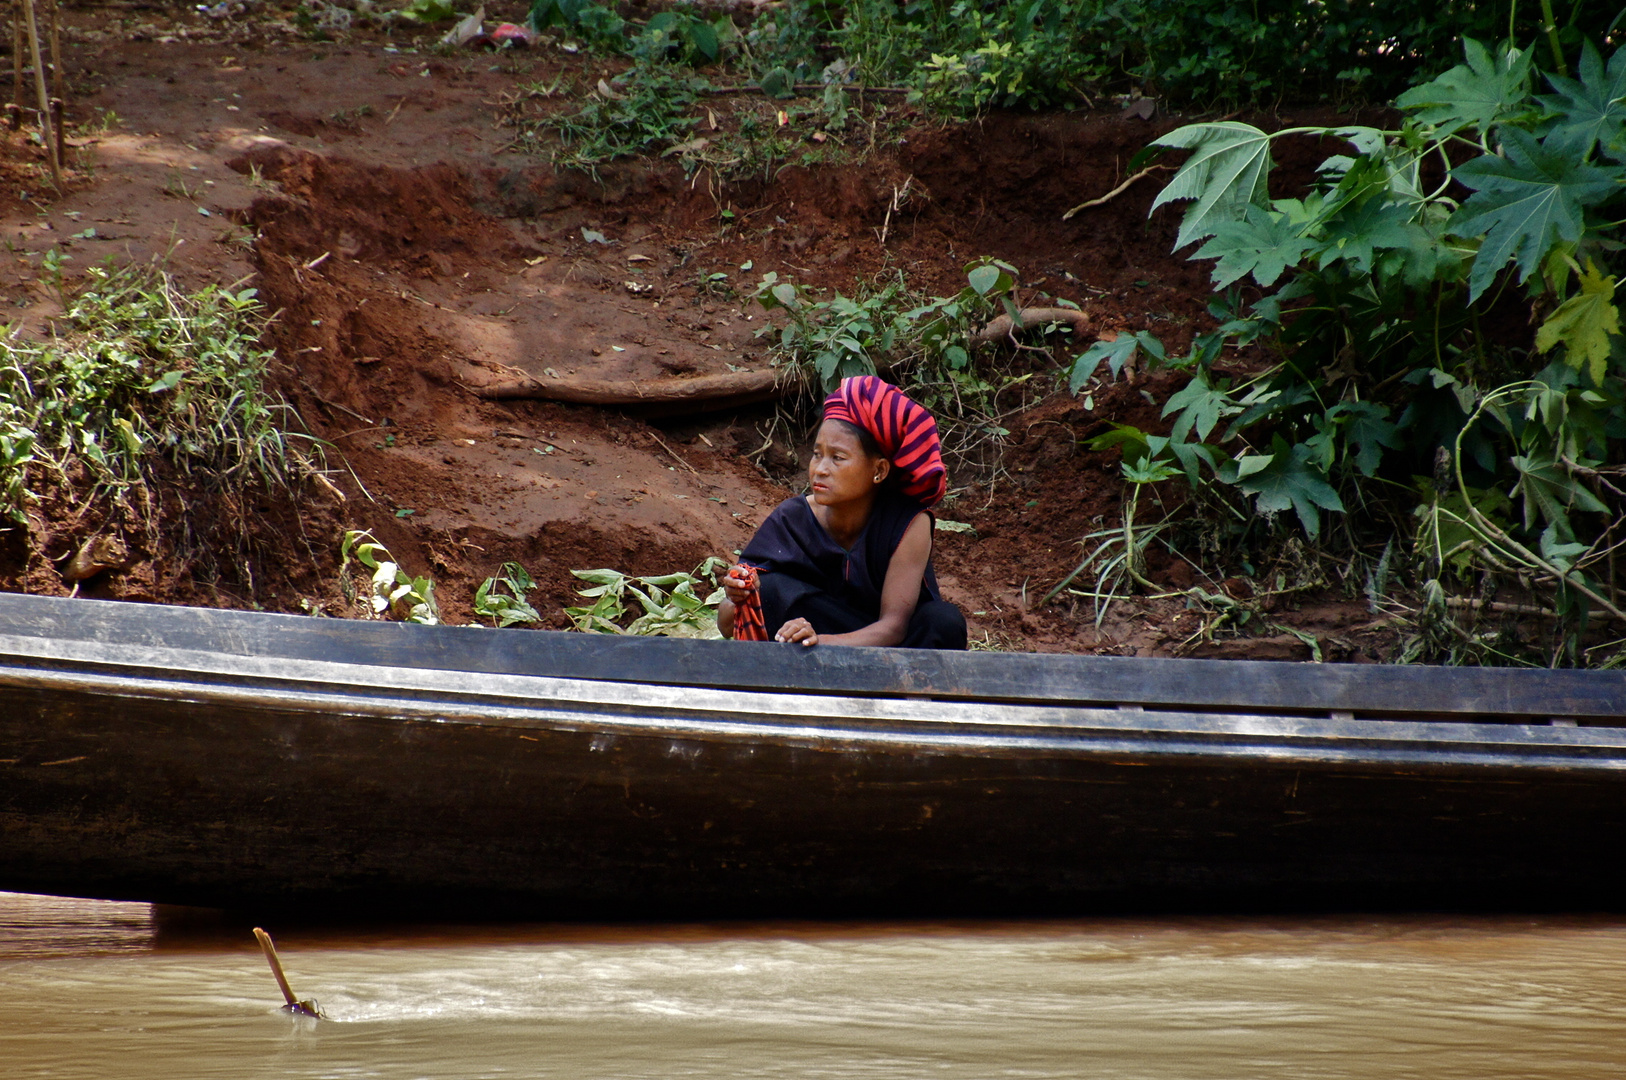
left=808, top=420, right=889, bottom=506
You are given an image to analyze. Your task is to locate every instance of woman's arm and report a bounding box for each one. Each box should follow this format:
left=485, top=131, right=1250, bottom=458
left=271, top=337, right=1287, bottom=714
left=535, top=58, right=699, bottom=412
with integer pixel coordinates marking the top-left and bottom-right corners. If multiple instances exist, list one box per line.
left=776, top=513, right=932, bottom=647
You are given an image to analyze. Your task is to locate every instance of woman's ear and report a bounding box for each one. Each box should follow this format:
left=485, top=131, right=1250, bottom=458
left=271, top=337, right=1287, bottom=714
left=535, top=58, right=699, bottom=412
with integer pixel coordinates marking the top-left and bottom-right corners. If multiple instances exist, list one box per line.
left=872, top=457, right=891, bottom=485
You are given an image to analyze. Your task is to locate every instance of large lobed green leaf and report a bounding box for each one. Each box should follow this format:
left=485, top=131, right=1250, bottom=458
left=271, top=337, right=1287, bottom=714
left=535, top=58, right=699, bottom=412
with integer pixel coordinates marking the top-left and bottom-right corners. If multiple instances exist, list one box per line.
left=1192, top=205, right=1315, bottom=289
left=1448, top=127, right=1623, bottom=301
left=1396, top=37, right=1536, bottom=137
left=1149, top=122, right=1273, bottom=249
left=1536, top=40, right=1626, bottom=161
left=1535, top=259, right=1621, bottom=384
left=1226, top=437, right=1345, bottom=540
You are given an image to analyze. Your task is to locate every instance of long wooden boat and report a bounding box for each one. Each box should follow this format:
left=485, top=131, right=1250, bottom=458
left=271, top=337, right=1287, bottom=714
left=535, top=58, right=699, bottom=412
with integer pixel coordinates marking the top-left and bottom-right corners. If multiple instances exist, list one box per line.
left=0, top=590, right=1621, bottom=918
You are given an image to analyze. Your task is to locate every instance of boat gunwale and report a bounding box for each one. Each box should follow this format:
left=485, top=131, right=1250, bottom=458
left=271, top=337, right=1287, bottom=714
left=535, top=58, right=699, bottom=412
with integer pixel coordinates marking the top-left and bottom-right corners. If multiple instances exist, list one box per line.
left=0, top=593, right=1619, bottom=721
left=4, top=634, right=1626, bottom=774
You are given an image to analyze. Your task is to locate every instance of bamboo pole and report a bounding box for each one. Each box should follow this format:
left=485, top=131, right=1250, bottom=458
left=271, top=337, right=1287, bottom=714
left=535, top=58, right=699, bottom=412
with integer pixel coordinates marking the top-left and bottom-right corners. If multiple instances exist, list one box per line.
left=12, top=1, right=23, bottom=115
left=50, top=94, right=62, bottom=169
left=18, top=0, right=56, bottom=186
left=46, top=0, right=59, bottom=111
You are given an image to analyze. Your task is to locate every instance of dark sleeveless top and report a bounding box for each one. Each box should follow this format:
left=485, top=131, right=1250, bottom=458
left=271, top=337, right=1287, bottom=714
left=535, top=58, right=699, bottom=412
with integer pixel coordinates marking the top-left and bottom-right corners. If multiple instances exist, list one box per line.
left=740, top=490, right=941, bottom=619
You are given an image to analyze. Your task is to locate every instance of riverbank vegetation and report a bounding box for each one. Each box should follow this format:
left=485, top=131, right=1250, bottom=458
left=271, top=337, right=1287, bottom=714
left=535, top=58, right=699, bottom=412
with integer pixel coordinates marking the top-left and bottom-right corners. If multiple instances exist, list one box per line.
left=1057, top=34, right=1626, bottom=667
left=6, top=0, right=1623, bottom=666
left=0, top=259, right=322, bottom=593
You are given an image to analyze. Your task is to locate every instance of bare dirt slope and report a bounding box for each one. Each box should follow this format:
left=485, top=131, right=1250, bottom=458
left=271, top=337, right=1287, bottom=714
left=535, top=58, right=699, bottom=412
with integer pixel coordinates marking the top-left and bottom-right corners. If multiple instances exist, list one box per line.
left=0, top=3, right=1396, bottom=660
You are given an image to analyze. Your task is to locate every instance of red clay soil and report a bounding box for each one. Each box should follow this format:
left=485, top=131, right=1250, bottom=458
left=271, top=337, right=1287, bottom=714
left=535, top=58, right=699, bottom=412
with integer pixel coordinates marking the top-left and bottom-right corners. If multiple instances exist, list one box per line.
left=0, top=3, right=1402, bottom=660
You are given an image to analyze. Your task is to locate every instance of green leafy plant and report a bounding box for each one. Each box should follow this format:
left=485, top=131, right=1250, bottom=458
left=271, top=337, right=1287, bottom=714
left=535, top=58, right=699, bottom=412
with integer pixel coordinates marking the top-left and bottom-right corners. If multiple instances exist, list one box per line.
left=473, top=561, right=542, bottom=627
left=753, top=259, right=1058, bottom=479
left=0, top=260, right=314, bottom=525
left=565, top=557, right=730, bottom=637
left=340, top=530, right=440, bottom=625
left=753, top=270, right=908, bottom=390
left=395, top=0, right=458, bottom=22
left=523, top=0, right=1619, bottom=123
left=530, top=62, right=704, bottom=171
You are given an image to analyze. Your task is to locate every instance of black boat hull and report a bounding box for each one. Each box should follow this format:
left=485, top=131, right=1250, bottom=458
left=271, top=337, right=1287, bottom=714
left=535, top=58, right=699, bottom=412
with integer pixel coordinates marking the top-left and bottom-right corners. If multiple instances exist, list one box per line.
left=0, top=593, right=1622, bottom=916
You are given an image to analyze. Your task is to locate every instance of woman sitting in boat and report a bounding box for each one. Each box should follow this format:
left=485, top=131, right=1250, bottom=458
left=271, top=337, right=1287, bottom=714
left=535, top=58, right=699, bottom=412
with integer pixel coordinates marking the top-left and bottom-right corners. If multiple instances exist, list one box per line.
left=717, top=375, right=967, bottom=650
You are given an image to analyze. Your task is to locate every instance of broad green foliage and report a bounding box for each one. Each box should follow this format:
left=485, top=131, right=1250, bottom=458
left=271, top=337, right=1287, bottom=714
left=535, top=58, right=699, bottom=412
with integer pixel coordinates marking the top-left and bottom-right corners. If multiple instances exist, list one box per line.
left=1449, top=126, right=1622, bottom=301
left=1393, top=38, right=1535, bottom=137
left=1071, top=34, right=1626, bottom=664
left=1536, top=42, right=1626, bottom=159
left=1223, top=437, right=1344, bottom=541
left=1149, top=122, right=1275, bottom=249
left=1536, top=260, right=1620, bottom=384
left=565, top=558, right=730, bottom=637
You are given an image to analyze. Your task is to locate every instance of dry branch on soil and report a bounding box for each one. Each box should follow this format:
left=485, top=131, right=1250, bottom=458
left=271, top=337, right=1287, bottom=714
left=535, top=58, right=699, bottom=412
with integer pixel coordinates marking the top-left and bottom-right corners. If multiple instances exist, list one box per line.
left=463, top=363, right=801, bottom=412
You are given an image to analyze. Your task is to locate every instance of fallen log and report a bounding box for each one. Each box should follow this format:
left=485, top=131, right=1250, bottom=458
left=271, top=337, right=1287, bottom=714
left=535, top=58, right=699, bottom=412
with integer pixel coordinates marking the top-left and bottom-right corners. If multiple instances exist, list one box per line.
left=463, top=363, right=801, bottom=415
left=972, top=307, right=1091, bottom=344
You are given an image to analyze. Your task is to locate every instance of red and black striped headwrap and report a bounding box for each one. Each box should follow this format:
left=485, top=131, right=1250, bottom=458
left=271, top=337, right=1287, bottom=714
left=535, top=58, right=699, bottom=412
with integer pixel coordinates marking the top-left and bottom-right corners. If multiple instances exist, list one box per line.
left=822, top=376, right=947, bottom=507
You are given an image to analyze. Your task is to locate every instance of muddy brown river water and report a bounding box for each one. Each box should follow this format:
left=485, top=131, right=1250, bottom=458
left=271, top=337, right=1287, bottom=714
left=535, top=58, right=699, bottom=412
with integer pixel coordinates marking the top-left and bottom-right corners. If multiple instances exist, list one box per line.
left=4, top=890, right=1625, bottom=1078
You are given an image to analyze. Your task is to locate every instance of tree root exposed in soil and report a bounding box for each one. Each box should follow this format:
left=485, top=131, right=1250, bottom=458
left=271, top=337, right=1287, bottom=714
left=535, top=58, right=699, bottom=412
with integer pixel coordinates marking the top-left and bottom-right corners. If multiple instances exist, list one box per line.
left=463, top=362, right=800, bottom=415
left=1061, top=165, right=1169, bottom=220
left=973, top=307, right=1092, bottom=344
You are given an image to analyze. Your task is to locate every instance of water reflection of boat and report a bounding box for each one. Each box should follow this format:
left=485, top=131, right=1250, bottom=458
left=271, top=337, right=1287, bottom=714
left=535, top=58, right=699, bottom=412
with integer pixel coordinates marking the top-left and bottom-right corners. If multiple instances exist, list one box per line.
left=0, top=590, right=1621, bottom=918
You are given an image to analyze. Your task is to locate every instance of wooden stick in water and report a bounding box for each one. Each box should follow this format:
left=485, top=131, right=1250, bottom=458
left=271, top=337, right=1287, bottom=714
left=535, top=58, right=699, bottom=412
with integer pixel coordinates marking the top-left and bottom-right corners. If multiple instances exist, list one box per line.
left=252, top=927, right=324, bottom=1018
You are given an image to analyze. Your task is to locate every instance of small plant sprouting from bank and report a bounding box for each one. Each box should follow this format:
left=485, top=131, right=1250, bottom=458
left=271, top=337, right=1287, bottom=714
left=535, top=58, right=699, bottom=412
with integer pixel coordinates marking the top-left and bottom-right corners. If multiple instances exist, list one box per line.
left=0, top=259, right=317, bottom=526
left=515, top=59, right=886, bottom=180
left=340, top=530, right=440, bottom=625
left=752, top=259, right=1077, bottom=483
left=474, top=561, right=542, bottom=627
left=565, top=557, right=729, bottom=638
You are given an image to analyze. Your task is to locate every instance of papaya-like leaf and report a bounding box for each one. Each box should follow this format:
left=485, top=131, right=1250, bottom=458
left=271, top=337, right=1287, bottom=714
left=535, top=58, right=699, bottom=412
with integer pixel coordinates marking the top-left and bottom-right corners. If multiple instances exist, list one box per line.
left=1326, top=400, right=1402, bottom=476
left=1084, top=423, right=1151, bottom=462
left=1395, top=37, right=1535, bottom=137
left=1511, top=452, right=1610, bottom=531
left=1535, top=40, right=1626, bottom=161
left=1231, top=438, right=1345, bottom=540
left=1149, top=122, right=1273, bottom=249
left=1535, top=259, right=1620, bottom=384
left=1068, top=332, right=1163, bottom=390
left=1447, top=127, right=1623, bottom=302
left=1192, top=205, right=1316, bottom=288
left=1314, top=197, right=1416, bottom=277
left=1161, top=370, right=1239, bottom=442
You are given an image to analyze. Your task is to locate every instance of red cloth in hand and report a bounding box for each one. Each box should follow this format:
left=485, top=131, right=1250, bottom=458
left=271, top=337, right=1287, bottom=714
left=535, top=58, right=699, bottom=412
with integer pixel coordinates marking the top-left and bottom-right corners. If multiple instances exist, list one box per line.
left=730, top=563, right=769, bottom=641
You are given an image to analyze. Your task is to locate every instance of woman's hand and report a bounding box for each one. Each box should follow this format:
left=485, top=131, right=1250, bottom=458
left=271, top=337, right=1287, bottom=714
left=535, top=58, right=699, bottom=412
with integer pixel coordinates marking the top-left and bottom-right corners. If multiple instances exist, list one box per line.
left=775, top=617, right=818, bottom=647
left=721, top=564, right=757, bottom=606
